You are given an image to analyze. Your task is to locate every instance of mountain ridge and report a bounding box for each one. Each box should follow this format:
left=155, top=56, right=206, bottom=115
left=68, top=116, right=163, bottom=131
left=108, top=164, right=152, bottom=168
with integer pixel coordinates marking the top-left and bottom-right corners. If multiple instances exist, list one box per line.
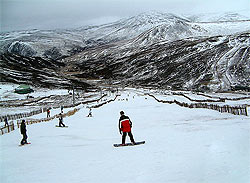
left=1, top=11, right=250, bottom=59
left=0, top=11, right=249, bottom=92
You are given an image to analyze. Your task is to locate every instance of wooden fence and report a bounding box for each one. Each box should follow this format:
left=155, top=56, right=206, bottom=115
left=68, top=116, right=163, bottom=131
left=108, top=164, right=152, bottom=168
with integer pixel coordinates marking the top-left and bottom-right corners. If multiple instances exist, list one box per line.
left=16, top=108, right=81, bottom=128
left=196, top=92, right=250, bottom=101
left=148, top=94, right=248, bottom=116
left=0, top=121, right=15, bottom=135
left=90, top=95, right=119, bottom=108
left=15, top=95, right=118, bottom=128
left=0, top=108, right=46, bottom=122
left=0, top=94, right=108, bottom=123
left=172, top=92, right=225, bottom=102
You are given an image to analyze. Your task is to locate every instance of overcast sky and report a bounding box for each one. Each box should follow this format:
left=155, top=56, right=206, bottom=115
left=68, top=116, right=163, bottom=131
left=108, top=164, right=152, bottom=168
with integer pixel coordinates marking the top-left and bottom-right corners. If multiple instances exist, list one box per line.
left=1, top=0, right=249, bottom=32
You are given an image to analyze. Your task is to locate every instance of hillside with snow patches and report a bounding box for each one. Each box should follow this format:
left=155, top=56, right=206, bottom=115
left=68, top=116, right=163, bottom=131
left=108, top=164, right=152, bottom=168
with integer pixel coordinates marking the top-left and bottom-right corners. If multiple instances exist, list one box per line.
left=1, top=11, right=250, bottom=59
left=0, top=11, right=249, bottom=91
left=58, top=32, right=250, bottom=92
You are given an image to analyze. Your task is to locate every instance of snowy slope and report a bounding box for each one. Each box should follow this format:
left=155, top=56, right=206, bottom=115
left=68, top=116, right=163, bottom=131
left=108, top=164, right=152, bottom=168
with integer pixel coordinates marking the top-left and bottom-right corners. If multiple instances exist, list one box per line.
left=0, top=90, right=250, bottom=183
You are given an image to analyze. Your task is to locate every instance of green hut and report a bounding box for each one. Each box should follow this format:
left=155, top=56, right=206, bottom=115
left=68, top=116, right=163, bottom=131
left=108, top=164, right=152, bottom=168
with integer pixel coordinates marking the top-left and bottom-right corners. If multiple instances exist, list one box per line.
left=14, top=85, right=34, bottom=94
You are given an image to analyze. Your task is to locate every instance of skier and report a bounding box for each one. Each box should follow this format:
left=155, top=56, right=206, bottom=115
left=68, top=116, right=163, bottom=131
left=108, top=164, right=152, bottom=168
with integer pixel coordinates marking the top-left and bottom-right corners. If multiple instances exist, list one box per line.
left=58, top=113, right=65, bottom=127
left=20, top=119, right=28, bottom=145
left=118, top=111, right=135, bottom=145
left=47, top=108, right=51, bottom=118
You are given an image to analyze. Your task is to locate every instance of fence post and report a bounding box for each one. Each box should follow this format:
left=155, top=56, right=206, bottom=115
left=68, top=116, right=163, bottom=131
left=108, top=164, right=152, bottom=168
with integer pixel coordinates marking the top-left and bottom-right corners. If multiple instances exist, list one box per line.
left=243, top=105, right=248, bottom=116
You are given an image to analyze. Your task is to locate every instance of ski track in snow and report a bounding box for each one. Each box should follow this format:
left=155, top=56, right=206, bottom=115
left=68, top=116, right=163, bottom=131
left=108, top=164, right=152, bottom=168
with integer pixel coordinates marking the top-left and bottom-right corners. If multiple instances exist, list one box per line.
left=0, top=89, right=250, bottom=183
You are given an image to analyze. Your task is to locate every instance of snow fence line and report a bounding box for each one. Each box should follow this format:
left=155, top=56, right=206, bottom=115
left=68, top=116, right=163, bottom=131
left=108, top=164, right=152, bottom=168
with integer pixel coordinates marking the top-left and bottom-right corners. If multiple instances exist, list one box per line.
left=195, top=92, right=250, bottom=101
left=16, top=107, right=80, bottom=129
left=0, top=94, right=119, bottom=135
left=0, top=94, right=108, bottom=123
left=0, top=108, right=80, bottom=135
left=148, top=94, right=248, bottom=116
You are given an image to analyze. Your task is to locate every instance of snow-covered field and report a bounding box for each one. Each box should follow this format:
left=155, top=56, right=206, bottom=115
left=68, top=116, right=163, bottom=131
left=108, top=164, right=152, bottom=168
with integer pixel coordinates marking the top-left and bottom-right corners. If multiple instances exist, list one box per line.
left=0, top=89, right=250, bottom=183
left=0, top=83, right=69, bottom=101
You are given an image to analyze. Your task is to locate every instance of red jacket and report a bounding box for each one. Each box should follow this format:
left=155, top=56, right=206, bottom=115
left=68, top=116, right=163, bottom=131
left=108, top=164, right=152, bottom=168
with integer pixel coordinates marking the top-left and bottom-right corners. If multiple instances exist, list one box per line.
left=119, top=115, right=132, bottom=132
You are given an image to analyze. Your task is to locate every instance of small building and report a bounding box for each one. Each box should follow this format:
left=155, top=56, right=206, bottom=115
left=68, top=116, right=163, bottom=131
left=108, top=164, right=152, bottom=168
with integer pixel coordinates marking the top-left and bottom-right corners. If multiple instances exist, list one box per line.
left=14, top=84, right=34, bottom=94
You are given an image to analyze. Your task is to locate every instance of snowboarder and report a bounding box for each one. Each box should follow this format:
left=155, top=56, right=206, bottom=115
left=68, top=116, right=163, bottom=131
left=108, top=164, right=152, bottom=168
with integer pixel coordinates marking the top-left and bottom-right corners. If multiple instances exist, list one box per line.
left=4, top=117, right=8, bottom=127
left=20, top=119, right=28, bottom=145
left=58, top=113, right=65, bottom=127
left=47, top=108, right=51, bottom=118
left=118, top=111, right=135, bottom=145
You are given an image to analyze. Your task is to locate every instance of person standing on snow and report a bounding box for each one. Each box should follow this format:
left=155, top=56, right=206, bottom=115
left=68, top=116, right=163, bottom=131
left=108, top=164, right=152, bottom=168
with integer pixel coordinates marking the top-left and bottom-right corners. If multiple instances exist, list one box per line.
left=58, top=113, right=65, bottom=127
left=87, top=108, right=92, bottom=117
left=118, top=111, right=135, bottom=145
left=4, top=117, right=8, bottom=127
left=20, top=119, right=28, bottom=145
left=47, top=108, right=51, bottom=118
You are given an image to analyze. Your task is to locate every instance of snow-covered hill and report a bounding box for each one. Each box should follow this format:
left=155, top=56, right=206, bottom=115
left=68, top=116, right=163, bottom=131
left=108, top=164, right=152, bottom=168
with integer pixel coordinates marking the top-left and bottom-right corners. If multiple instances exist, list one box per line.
left=1, top=11, right=249, bottom=59
left=60, top=32, right=250, bottom=92
left=0, top=53, right=92, bottom=89
left=1, top=31, right=249, bottom=92
left=0, top=11, right=249, bottom=91
left=186, top=12, right=250, bottom=23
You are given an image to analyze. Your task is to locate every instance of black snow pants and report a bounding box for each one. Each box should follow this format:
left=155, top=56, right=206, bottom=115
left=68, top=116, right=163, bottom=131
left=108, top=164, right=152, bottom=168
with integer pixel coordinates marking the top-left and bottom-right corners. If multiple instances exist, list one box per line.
left=59, top=121, right=65, bottom=127
left=122, top=131, right=135, bottom=144
left=21, top=133, right=28, bottom=145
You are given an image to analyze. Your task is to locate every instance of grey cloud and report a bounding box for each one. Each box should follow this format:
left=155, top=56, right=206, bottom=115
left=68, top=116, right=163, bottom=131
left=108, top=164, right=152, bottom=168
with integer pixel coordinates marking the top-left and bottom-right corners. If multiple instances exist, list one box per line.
left=1, top=0, right=249, bottom=32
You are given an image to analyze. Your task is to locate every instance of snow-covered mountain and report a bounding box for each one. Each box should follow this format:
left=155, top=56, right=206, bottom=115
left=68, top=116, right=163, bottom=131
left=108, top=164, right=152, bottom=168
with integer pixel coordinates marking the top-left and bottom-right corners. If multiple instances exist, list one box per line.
left=59, top=32, right=250, bottom=92
left=0, top=53, right=91, bottom=89
left=1, top=11, right=249, bottom=59
left=0, top=11, right=249, bottom=91
left=186, top=12, right=250, bottom=23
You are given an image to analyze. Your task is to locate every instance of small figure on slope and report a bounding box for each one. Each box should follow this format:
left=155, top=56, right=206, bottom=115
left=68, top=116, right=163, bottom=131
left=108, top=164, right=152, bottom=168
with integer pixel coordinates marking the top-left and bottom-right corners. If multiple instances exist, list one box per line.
left=118, top=111, right=135, bottom=145
left=47, top=108, right=51, bottom=118
left=58, top=113, right=65, bottom=127
left=87, top=108, right=92, bottom=117
left=4, top=117, right=8, bottom=127
left=20, top=119, right=28, bottom=145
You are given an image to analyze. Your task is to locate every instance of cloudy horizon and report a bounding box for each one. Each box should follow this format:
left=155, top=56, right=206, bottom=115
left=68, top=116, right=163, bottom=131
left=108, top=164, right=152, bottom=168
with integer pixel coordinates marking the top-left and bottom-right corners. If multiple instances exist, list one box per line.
left=1, top=0, right=249, bottom=32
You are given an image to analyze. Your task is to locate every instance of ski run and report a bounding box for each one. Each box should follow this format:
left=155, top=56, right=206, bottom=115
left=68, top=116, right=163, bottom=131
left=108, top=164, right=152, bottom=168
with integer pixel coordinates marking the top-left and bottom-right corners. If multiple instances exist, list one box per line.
left=1, top=88, right=250, bottom=183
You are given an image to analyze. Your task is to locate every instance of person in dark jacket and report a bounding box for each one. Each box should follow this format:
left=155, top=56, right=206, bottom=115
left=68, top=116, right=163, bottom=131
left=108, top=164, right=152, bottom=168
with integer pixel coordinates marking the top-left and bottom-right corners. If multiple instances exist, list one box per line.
left=87, top=108, right=92, bottom=117
left=61, top=106, right=64, bottom=113
left=58, top=113, right=65, bottom=127
left=118, top=111, right=135, bottom=145
left=4, top=117, right=8, bottom=127
left=47, top=108, right=51, bottom=118
left=20, top=119, right=28, bottom=145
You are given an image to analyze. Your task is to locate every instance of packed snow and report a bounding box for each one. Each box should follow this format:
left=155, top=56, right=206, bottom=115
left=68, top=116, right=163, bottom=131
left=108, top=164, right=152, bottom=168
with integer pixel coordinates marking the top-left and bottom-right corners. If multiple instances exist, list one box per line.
left=1, top=89, right=250, bottom=183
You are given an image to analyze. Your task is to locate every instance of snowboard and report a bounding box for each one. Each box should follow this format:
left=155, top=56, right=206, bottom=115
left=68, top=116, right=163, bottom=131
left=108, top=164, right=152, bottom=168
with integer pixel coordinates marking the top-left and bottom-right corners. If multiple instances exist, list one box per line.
left=113, top=141, right=145, bottom=147
left=55, top=125, right=68, bottom=128
left=19, top=142, right=31, bottom=146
